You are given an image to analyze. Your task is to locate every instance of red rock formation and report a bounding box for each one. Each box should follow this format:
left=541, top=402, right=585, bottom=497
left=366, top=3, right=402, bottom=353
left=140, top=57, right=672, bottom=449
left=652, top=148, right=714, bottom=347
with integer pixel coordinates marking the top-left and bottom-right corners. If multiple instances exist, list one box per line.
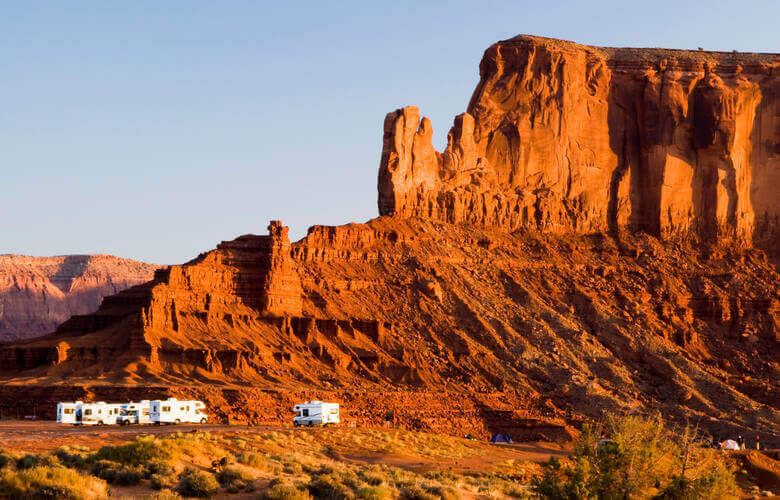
left=0, top=255, right=159, bottom=342
left=378, top=35, right=779, bottom=252
left=0, top=36, right=777, bottom=444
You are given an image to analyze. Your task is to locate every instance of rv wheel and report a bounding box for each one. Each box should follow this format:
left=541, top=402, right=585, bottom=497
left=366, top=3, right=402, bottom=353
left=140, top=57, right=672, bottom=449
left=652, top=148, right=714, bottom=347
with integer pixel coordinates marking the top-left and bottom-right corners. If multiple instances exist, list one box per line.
left=200, top=418, right=207, bottom=424
left=174, top=419, right=181, bottom=425
left=97, top=421, right=104, bottom=426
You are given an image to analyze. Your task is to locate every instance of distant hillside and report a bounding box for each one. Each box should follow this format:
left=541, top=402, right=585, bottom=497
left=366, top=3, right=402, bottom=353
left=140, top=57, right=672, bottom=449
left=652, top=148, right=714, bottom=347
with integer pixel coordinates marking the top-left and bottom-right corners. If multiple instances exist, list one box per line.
left=0, top=254, right=159, bottom=341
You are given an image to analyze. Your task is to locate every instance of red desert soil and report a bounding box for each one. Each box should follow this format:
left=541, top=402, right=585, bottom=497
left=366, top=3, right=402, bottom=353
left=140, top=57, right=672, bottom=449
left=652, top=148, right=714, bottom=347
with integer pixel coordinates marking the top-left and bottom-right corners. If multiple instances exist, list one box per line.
left=0, top=35, right=777, bottom=446
left=0, top=421, right=570, bottom=473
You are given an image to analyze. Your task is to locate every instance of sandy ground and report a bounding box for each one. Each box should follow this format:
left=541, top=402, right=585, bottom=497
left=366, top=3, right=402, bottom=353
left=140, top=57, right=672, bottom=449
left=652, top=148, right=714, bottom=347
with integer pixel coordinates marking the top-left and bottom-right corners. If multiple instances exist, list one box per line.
left=0, top=420, right=571, bottom=467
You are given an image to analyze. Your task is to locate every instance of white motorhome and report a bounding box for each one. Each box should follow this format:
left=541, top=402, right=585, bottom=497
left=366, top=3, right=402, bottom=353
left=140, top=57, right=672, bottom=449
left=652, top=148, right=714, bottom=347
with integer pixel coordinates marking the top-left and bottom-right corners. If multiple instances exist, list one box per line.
left=56, top=401, right=84, bottom=425
left=80, top=402, right=123, bottom=426
left=150, top=398, right=208, bottom=424
left=293, top=401, right=340, bottom=427
left=117, top=400, right=152, bottom=425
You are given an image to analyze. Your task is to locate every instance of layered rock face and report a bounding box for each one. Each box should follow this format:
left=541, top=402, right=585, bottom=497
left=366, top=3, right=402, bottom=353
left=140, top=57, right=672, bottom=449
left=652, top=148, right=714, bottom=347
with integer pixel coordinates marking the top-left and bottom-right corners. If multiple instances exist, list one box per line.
left=0, top=255, right=158, bottom=342
left=0, top=35, right=777, bottom=443
left=378, top=35, right=779, bottom=250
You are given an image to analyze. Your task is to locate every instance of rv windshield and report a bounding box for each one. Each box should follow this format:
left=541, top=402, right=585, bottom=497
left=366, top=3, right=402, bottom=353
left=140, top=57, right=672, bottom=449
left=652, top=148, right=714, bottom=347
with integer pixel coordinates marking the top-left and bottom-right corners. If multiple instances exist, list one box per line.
left=120, top=410, right=137, bottom=416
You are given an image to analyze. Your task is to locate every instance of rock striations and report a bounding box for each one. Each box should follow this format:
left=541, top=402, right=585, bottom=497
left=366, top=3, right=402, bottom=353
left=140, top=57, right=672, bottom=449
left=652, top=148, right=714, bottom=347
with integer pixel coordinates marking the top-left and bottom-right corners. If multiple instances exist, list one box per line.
left=0, top=255, right=158, bottom=342
left=378, top=35, right=779, bottom=253
left=0, top=35, right=777, bottom=442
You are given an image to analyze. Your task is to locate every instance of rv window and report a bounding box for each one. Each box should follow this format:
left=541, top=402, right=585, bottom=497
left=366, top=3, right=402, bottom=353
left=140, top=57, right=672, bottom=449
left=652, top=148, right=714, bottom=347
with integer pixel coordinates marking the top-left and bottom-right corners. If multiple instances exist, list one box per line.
left=186, top=406, right=189, bottom=411
left=64, top=409, right=73, bottom=414
left=98, top=409, right=102, bottom=414
left=143, top=410, right=149, bottom=416
left=162, top=406, right=170, bottom=412
left=302, top=409, right=309, bottom=417
left=85, top=409, right=92, bottom=416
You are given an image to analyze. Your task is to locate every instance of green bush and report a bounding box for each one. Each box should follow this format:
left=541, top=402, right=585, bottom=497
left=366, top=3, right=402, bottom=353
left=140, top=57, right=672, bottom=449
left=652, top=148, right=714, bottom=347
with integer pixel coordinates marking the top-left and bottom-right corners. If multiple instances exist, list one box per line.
left=0, top=450, right=18, bottom=469
left=261, top=483, right=313, bottom=500
left=398, top=485, right=438, bottom=500
left=531, top=415, right=739, bottom=500
left=356, top=484, right=395, bottom=500
left=151, top=471, right=179, bottom=491
left=89, top=459, right=145, bottom=485
left=16, top=454, right=59, bottom=470
left=146, top=459, right=176, bottom=477
left=176, top=468, right=220, bottom=498
left=0, top=465, right=109, bottom=500
left=53, top=447, right=87, bottom=469
left=144, top=490, right=183, bottom=500
left=308, top=473, right=355, bottom=499
left=216, top=465, right=255, bottom=492
left=92, top=435, right=175, bottom=466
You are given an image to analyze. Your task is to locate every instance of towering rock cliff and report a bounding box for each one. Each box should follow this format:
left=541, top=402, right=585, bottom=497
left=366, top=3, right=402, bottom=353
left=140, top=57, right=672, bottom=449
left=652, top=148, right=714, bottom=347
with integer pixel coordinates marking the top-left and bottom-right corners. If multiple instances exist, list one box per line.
left=0, top=36, right=777, bottom=443
left=378, top=35, right=779, bottom=252
left=0, top=255, right=159, bottom=341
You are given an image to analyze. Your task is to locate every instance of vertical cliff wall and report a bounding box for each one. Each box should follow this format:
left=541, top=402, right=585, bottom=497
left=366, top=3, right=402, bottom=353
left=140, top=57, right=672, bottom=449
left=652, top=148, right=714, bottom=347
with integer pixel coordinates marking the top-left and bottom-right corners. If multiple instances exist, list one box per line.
left=378, top=35, right=779, bottom=251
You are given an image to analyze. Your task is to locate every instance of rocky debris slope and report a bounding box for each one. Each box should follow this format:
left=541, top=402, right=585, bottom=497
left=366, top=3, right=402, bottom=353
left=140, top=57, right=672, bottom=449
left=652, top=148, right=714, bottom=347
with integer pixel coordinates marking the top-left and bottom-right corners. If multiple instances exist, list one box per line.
left=0, top=255, right=159, bottom=341
left=1, top=218, right=777, bottom=442
left=378, top=35, right=779, bottom=254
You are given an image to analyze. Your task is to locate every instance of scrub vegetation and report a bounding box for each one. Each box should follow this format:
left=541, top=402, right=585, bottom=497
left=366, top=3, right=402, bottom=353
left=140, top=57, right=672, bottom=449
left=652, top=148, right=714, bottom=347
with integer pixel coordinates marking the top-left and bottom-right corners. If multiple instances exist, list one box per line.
left=0, top=416, right=747, bottom=498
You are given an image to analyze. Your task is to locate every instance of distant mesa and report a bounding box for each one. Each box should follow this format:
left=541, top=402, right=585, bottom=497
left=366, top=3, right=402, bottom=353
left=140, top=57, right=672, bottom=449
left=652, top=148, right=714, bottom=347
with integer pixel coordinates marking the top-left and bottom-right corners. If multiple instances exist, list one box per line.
left=0, top=254, right=159, bottom=342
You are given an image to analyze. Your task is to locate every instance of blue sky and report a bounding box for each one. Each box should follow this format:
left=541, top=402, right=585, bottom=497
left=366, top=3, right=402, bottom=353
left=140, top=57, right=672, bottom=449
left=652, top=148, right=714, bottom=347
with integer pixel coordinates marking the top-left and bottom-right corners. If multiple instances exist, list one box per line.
left=2, top=1, right=777, bottom=264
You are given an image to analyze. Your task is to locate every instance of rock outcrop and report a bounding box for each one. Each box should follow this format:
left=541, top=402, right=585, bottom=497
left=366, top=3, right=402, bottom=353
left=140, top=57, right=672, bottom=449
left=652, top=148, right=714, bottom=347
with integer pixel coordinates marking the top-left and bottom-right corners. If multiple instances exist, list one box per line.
left=0, top=35, right=778, bottom=444
left=378, top=35, right=779, bottom=252
left=0, top=255, right=159, bottom=341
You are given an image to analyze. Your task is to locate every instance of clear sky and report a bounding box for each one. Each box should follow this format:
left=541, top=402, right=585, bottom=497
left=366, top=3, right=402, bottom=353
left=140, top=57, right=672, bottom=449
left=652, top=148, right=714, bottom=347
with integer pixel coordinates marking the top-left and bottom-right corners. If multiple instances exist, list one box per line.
left=2, top=1, right=777, bottom=264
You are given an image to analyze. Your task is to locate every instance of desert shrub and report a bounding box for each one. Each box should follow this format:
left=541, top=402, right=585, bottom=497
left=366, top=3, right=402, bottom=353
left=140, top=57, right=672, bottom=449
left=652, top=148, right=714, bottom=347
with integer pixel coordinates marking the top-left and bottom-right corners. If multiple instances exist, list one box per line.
left=176, top=468, right=220, bottom=498
left=0, top=450, right=18, bottom=469
left=503, top=482, right=533, bottom=498
left=217, top=465, right=255, bottom=492
left=92, top=435, right=175, bottom=466
left=531, top=415, right=739, bottom=500
left=151, top=471, right=179, bottom=490
left=356, top=484, right=395, bottom=500
left=0, top=465, right=109, bottom=500
left=53, top=447, right=86, bottom=469
left=89, top=459, right=145, bottom=485
left=144, top=490, right=182, bottom=500
left=261, top=483, right=313, bottom=500
left=146, top=459, right=176, bottom=477
left=308, top=473, right=355, bottom=499
left=16, top=454, right=59, bottom=470
left=422, top=484, right=459, bottom=500
left=283, top=461, right=304, bottom=474
left=398, top=485, right=438, bottom=500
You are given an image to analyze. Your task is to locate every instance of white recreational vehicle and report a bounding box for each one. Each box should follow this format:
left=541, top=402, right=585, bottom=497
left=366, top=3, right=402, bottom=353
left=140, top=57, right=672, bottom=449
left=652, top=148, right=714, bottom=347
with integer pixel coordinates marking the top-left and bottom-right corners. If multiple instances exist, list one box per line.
left=150, top=398, right=208, bottom=424
left=117, top=400, right=152, bottom=425
left=80, top=402, right=123, bottom=426
left=56, top=401, right=84, bottom=425
left=293, top=401, right=340, bottom=427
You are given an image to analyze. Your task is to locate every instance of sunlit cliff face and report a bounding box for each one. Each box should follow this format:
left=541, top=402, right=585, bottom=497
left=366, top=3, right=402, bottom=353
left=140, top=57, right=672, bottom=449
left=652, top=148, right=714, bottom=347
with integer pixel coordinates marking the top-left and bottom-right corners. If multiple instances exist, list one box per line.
left=379, top=35, right=779, bottom=253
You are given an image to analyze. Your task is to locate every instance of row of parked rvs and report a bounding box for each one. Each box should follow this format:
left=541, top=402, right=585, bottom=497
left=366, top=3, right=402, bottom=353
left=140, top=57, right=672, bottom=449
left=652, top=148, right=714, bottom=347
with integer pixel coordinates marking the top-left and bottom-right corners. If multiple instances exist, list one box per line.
left=56, top=398, right=208, bottom=426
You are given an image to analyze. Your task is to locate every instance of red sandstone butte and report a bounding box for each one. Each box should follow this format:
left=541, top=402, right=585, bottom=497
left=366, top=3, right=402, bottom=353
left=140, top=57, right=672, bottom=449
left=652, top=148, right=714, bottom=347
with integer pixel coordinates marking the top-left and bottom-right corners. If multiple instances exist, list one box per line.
left=378, top=35, right=779, bottom=253
left=0, top=254, right=159, bottom=342
left=0, top=35, right=777, bottom=443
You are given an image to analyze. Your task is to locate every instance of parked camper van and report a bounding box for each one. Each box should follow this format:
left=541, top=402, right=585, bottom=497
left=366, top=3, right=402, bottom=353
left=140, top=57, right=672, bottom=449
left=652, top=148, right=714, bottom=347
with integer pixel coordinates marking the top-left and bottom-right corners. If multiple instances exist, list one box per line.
left=80, top=402, right=123, bottom=426
left=293, top=401, right=340, bottom=426
left=150, top=398, right=208, bottom=424
left=56, top=401, right=83, bottom=425
left=117, top=400, right=152, bottom=425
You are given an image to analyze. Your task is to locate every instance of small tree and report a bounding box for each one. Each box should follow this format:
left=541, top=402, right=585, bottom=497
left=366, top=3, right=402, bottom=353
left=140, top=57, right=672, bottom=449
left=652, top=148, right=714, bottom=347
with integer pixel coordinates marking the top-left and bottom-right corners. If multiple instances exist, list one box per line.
left=532, top=414, right=738, bottom=499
